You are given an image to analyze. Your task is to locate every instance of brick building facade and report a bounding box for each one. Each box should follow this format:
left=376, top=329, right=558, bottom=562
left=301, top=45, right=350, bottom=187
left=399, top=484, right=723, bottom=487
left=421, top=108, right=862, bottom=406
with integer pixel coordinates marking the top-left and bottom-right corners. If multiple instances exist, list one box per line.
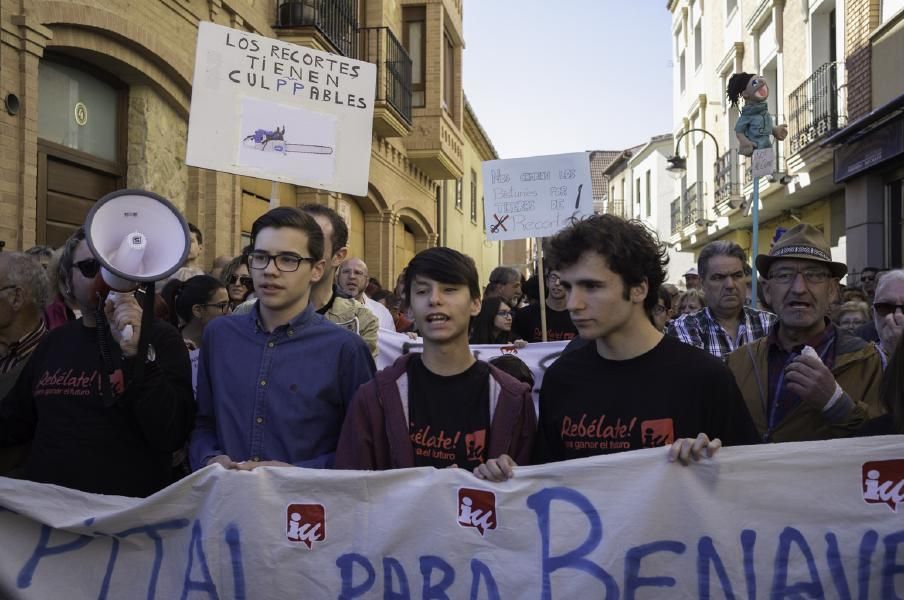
left=0, top=0, right=500, bottom=287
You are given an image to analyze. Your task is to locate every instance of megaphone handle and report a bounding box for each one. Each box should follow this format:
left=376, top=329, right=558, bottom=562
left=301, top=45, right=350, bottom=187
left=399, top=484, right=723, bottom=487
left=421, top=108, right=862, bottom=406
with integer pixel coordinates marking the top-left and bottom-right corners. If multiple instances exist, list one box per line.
left=130, top=282, right=156, bottom=385
left=106, top=292, right=134, bottom=342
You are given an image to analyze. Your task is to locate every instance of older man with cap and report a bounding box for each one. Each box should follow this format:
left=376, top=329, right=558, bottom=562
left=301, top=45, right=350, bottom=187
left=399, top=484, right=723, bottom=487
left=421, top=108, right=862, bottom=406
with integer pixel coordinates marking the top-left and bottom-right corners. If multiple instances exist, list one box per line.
left=726, top=224, right=884, bottom=442
left=870, top=269, right=904, bottom=363
left=684, top=267, right=701, bottom=290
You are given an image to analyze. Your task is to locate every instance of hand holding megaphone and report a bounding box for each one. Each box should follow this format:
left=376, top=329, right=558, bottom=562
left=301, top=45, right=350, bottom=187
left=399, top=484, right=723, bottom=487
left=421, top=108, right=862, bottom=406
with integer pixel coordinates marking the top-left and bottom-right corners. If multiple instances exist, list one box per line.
left=105, top=292, right=142, bottom=357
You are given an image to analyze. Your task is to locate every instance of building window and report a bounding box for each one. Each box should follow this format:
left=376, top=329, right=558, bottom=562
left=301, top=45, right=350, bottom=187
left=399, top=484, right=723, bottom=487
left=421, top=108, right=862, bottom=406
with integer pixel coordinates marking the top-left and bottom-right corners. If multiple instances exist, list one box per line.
left=679, top=51, right=686, bottom=92
left=403, top=7, right=426, bottom=108
left=645, top=170, right=652, bottom=217
left=694, top=22, right=702, bottom=70
left=455, top=178, right=463, bottom=211
left=470, top=170, right=478, bottom=222
left=726, top=0, right=738, bottom=18
left=635, top=177, right=641, bottom=212
left=443, top=32, right=455, bottom=112
left=882, top=0, right=904, bottom=23
left=38, top=60, right=120, bottom=162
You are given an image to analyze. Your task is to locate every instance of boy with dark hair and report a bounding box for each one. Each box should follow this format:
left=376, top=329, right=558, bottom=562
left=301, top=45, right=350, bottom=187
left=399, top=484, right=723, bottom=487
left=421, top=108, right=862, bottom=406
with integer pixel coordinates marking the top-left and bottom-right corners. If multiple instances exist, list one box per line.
left=189, top=207, right=375, bottom=471
left=336, top=247, right=535, bottom=482
left=533, top=214, right=758, bottom=465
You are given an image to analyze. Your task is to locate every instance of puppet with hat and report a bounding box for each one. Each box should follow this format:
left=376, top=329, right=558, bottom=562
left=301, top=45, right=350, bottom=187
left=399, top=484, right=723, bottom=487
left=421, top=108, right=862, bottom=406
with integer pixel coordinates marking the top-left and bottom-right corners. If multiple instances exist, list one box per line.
left=727, top=73, right=788, bottom=157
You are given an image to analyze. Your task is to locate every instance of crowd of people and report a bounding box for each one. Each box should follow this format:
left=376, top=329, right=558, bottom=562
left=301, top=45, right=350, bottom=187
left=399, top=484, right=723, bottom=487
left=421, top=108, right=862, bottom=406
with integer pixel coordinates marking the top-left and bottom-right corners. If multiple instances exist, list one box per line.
left=0, top=202, right=900, bottom=498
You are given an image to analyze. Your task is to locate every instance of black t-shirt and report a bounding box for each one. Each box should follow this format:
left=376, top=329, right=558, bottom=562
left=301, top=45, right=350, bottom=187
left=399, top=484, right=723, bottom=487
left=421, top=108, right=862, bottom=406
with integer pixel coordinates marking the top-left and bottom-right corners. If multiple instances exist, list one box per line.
left=407, top=356, right=491, bottom=470
left=533, top=335, right=758, bottom=462
left=513, top=303, right=577, bottom=342
left=0, top=319, right=195, bottom=497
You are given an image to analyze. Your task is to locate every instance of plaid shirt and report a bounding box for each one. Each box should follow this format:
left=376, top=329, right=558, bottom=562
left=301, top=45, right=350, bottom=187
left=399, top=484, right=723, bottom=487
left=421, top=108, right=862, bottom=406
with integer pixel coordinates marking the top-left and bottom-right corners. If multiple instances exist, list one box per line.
left=667, top=306, right=776, bottom=361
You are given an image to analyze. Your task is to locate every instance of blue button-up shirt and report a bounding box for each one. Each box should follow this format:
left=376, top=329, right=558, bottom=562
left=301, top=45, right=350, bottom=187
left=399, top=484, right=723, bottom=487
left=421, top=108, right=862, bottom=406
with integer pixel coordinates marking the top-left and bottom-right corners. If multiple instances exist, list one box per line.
left=189, top=302, right=375, bottom=470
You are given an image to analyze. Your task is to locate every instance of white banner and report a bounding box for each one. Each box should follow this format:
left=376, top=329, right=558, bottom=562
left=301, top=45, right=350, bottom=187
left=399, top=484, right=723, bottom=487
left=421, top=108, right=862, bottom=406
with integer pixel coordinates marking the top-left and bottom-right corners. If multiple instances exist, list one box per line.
left=481, top=152, right=594, bottom=241
left=377, top=328, right=569, bottom=414
left=186, top=22, right=376, bottom=195
left=2, top=437, right=903, bottom=598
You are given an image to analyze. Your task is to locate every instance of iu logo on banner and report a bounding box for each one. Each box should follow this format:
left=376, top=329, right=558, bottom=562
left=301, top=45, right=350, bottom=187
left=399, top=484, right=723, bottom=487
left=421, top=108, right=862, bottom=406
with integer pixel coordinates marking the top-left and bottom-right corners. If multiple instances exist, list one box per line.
left=286, top=503, right=326, bottom=548
left=862, top=460, right=904, bottom=512
left=457, top=488, right=497, bottom=536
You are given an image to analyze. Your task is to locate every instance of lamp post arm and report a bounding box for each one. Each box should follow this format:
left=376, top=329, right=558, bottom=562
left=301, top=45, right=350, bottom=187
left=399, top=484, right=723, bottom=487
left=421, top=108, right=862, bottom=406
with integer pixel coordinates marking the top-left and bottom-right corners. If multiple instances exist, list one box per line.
left=672, top=128, right=720, bottom=162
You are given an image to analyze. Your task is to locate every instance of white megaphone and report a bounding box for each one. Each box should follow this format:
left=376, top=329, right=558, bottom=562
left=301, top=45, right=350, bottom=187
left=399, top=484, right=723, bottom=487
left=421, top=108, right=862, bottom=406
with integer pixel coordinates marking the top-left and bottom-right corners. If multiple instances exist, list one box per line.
left=85, top=189, right=190, bottom=339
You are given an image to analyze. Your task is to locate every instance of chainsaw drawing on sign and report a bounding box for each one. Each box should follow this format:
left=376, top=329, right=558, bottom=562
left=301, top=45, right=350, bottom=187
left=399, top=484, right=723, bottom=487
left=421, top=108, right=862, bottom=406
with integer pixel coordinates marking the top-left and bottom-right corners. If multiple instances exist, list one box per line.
left=242, top=125, right=334, bottom=156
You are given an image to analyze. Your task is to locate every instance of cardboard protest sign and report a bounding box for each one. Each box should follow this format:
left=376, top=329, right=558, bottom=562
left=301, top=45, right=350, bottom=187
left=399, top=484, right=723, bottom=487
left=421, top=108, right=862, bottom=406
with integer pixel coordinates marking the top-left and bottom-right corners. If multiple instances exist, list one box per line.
left=751, top=147, right=775, bottom=178
left=185, top=22, right=376, bottom=195
left=482, top=152, right=593, bottom=241
left=2, top=437, right=903, bottom=598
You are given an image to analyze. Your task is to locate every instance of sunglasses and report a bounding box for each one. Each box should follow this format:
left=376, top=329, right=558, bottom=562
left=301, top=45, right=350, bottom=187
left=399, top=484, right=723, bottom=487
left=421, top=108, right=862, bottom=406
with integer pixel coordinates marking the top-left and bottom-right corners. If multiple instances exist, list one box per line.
left=74, top=259, right=100, bottom=278
left=227, top=274, right=254, bottom=289
left=874, top=302, right=904, bottom=318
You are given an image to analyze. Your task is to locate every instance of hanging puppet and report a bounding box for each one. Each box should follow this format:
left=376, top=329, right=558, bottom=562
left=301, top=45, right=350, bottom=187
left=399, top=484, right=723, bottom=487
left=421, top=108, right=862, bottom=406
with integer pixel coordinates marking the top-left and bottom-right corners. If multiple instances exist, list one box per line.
left=726, top=73, right=788, bottom=157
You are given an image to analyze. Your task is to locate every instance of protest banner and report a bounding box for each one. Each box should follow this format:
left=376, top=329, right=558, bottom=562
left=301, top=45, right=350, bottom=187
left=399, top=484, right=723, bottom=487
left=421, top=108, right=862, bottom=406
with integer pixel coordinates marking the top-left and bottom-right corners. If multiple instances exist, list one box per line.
left=1, top=437, right=903, bottom=598
left=185, top=22, right=376, bottom=195
left=377, top=328, right=569, bottom=415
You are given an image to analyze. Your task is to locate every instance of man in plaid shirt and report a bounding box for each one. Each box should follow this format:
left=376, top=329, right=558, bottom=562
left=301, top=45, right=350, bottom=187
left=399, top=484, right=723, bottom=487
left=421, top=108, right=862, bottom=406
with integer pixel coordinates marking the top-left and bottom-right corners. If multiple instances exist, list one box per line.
left=668, top=241, right=776, bottom=360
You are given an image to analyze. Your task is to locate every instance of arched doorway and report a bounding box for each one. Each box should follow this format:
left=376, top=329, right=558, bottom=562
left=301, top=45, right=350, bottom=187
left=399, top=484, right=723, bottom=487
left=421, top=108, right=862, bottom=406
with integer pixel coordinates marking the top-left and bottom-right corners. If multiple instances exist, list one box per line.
left=36, top=56, right=126, bottom=247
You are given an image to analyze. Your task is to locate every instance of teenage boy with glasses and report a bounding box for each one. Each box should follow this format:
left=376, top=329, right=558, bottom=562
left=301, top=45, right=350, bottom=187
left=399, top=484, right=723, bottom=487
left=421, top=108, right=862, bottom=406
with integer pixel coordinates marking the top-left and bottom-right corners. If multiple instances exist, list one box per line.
left=189, top=207, right=375, bottom=472
left=0, top=228, right=195, bottom=496
left=727, top=223, right=885, bottom=442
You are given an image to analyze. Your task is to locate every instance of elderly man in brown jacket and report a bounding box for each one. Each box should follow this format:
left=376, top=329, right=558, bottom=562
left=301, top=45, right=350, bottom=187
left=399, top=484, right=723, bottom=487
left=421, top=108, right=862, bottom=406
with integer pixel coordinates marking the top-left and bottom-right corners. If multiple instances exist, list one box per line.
left=727, top=224, right=883, bottom=443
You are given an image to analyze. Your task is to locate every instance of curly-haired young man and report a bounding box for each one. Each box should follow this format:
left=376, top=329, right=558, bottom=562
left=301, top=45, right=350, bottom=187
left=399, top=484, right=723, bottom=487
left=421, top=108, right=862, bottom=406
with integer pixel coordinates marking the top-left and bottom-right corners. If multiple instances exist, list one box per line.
left=532, top=215, right=758, bottom=465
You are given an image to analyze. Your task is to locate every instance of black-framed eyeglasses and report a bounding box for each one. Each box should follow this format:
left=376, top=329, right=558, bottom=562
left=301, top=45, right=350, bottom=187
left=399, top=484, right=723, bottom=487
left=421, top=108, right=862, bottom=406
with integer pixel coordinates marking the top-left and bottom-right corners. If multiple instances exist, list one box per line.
left=767, top=268, right=830, bottom=284
left=874, top=302, right=904, bottom=318
left=226, top=274, right=254, bottom=288
left=248, top=251, right=316, bottom=273
left=74, top=259, right=100, bottom=278
left=198, top=301, right=230, bottom=313
left=496, top=310, right=513, bottom=318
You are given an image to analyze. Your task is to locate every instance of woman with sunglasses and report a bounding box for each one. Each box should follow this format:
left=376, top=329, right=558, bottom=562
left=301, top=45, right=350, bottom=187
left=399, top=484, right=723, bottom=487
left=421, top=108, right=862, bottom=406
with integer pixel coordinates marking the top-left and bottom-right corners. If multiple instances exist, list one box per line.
left=220, top=255, right=254, bottom=308
left=162, top=275, right=229, bottom=352
left=469, top=297, right=525, bottom=346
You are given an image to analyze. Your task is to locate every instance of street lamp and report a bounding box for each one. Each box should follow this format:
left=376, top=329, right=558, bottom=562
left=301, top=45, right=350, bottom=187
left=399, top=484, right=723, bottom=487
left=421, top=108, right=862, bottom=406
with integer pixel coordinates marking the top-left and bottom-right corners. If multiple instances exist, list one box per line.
left=665, top=155, right=687, bottom=179
left=667, top=128, right=720, bottom=180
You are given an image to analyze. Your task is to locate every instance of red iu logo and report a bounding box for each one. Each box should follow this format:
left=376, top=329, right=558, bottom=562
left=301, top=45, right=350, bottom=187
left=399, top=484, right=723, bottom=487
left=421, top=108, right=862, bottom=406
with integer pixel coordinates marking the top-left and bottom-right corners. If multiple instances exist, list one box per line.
left=286, top=504, right=325, bottom=548
left=458, top=488, right=497, bottom=536
left=862, top=460, right=904, bottom=512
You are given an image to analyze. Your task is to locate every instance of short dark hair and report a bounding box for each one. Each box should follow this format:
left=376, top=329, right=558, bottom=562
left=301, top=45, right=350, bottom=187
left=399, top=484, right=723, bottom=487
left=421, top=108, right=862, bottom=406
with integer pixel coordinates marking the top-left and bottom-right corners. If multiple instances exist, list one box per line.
left=545, top=214, right=668, bottom=312
left=250, top=207, right=324, bottom=262
left=161, top=275, right=224, bottom=327
left=863, top=266, right=880, bottom=275
left=188, top=222, right=203, bottom=245
left=300, top=203, right=348, bottom=257
left=405, top=247, right=480, bottom=301
left=727, top=72, right=754, bottom=106
left=697, top=240, right=748, bottom=280
left=488, top=355, right=535, bottom=389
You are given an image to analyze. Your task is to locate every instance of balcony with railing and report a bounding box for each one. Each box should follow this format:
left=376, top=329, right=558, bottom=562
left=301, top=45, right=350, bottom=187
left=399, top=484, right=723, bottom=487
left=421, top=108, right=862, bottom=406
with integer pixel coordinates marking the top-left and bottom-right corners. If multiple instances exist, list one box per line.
left=682, top=182, right=702, bottom=228
left=605, top=198, right=626, bottom=219
left=788, top=62, right=846, bottom=155
left=360, top=27, right=412, bottom=137
left=274, top=0, right=358, bottom=58
left=671, top=197, right=681, bottom=235
left=713, top=149, right=741, bottom=212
